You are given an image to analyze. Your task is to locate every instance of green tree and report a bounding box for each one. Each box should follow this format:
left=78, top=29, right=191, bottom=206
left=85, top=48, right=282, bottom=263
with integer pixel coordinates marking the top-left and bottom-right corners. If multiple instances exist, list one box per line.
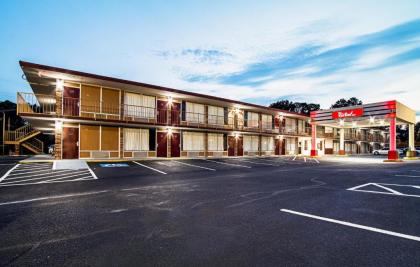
left=269, top=100, right=320, bottom=115
left=330, top=97, right=363, bottom=109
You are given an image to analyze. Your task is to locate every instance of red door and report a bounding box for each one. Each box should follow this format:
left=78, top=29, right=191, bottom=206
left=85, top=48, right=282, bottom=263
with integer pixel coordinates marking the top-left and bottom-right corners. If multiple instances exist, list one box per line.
left=171, top=102, right=181, bottom=125
left=228, top=136, right=235, bottom=156
left=157, top=132, right=167, bottom=157
left=275, top=138, right=281, bottom=155
left=157, top=100, right=168, bottom=124
left=63, top=87, right=80, bottom=116
left=237, top=136, right=243, bottom=156
left=171, top=132, right=180, bottom=157
left=62, top=127, right=79, bottom=159
left=281, top=139, right=286, bottom=155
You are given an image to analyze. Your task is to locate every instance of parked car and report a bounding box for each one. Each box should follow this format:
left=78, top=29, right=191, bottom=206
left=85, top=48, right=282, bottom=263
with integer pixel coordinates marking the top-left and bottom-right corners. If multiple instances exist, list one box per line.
left=372, top=147, right=404, bottom=155
left=48, top=145, right=55, bottom=155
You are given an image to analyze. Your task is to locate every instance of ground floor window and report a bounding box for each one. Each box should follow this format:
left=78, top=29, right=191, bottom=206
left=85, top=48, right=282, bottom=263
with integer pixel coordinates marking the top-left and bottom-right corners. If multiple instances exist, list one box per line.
left=261, top=136, right=274, bottom=151
left=244, top=135, right=259, bottom=151
left=208, top=133, right=224, bottom=151
left=286, top=137, right=296, bottom=153
left=183, top=132, right=204, bottom=151
left=124, top=128, right=149, bottom=151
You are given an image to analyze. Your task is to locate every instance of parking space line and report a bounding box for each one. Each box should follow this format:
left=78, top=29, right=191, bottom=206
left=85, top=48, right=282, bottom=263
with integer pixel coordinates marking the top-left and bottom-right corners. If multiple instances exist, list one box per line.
left=10, top=168, right=53, bottom=175
left=5, top=169, right=77, bottom=180
left=292, top=156, right=297, bottom=161
left=232, top=159, right=277, bottom=166
left=312, top=158, right=320, bottom=164
left=281, top=209, right=420, bottom=242
left=87, top=165, right=98, bottom=179
left=202, top=159, right=251, bottom=168
left=0, top=164, right=20, bottom=182
left=347, top=183, right=372, bottom=191
left=172, top=160, right=216, bottom=171
left=395, top=174, right=420, bottom=178
left=372, top=183, right=403, bottom=195
left=42, top=175, right=94, bottom=183
left=0, top=190, right=109, bottom=206
left=0, top=171, right=89, bottom=185
left=132, top=161, right=167, bottom=175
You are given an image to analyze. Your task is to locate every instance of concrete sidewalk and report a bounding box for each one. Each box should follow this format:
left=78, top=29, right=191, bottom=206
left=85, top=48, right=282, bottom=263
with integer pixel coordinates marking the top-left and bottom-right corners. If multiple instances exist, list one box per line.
left=53, top=160, right=89, bottom=170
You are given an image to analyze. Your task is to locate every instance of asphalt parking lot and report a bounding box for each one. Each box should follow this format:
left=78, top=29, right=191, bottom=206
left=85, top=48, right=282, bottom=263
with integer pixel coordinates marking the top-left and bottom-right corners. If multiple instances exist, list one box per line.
left=0, top=155, right=419, bottom=266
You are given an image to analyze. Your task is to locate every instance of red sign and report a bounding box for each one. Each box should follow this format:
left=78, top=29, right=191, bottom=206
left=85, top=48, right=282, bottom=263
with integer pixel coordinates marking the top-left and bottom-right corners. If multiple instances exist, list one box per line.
left=332, top=108, right=364, bottom=119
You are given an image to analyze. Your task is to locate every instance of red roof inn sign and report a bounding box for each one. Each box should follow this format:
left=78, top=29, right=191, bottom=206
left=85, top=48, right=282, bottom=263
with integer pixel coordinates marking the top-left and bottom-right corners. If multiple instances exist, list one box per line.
left=332, top=108, right=364, bottom=119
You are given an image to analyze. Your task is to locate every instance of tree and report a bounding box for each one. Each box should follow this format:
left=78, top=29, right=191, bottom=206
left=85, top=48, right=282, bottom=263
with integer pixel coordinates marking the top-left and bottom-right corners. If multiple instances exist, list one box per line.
left=330, top=97, right=363, bottom=109
left=269, top=100, right=320, bottom=115
left=0, top=100, right=25, bottom=130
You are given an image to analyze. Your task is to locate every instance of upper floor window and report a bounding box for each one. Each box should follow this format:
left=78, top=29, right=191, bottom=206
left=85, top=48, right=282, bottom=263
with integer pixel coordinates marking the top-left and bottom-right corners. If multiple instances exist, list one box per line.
left=186, top=102, right=205, bottom=123
left=285, top=118, right=296, bottom=131
left=247, top=112, right=259, bottom=128
left=124, top=92, right=155, bottom=119
left=261, top=114, right=272, bottom=129
left=208, top=106, right=224, bottom=125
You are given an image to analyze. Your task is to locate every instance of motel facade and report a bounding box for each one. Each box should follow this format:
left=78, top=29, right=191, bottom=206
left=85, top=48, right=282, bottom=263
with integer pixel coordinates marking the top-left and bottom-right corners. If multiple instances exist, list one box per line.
left=12, top=61, right=415, bottom=161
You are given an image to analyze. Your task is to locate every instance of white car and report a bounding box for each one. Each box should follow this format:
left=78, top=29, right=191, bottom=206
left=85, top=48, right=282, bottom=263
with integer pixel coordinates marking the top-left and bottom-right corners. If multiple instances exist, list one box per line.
left=372, top=148, right=403, bottom=155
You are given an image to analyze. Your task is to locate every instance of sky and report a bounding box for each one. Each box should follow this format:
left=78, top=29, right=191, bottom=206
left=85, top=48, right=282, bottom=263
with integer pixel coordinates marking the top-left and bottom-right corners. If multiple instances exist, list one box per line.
left=1, top=0, right=420, bottom=120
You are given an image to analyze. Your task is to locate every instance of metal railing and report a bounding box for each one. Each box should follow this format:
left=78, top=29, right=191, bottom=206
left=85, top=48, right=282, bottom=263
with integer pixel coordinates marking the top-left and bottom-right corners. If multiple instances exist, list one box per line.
left=23, top=138, right=44, bottom=153
left=17, top=92, right=56, bottom=114
left=4, top=124, right=36, bottom=142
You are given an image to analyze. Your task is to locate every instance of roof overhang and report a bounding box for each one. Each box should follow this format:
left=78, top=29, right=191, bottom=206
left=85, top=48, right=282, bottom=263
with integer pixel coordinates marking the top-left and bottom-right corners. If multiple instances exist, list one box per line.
left=310, top=101, right=416, bottom=128
left=20, top=61, right=308, bottom=120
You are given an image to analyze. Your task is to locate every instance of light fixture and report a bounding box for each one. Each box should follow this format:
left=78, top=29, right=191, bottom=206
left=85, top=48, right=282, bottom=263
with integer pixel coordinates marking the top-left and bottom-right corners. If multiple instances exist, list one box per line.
left=235, top=133, right=239, bottom=139
left=380, top=120, right=385, bottom=126
left=401, top=124, right=407, bottom=130
left=235, top=108, right=240, bottom=114
left=56, top=79, right=64, bottom=91
left=352, top=121, right=357, bottom=127
left=55, top=120, right=63, bottom=130
left=167, top=96, right=173, bottom=105
left=167, top=127, right=173, bottom=135
left=369, top=116, right=375, bottom=124
left=339, top=119, right=344, bottom=126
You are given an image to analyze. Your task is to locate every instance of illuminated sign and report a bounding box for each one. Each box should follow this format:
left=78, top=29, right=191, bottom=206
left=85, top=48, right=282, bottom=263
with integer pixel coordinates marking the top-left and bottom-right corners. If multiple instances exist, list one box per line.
left=332, top=108, right=364, bottom=119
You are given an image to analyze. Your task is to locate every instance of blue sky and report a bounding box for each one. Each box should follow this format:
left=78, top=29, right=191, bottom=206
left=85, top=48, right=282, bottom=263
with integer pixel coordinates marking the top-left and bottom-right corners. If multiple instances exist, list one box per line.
left=1, top=0, right=420, bottom=118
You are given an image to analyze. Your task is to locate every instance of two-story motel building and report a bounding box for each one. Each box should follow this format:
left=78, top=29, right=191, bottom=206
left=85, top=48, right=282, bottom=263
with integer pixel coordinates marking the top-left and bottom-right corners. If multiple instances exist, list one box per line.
left=17, top=61, right=408, bottom=160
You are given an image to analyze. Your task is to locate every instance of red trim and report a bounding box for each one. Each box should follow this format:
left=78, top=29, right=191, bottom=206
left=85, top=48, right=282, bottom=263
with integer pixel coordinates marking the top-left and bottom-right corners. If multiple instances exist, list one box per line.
left=19, top=61, right=307, bottom=118
left=310, top=150, right=318, bottom=156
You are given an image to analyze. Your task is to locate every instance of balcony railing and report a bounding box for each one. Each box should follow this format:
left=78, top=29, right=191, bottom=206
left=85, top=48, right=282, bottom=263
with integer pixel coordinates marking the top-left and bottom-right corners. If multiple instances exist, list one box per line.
left=17, top=92, right=311, bottom=135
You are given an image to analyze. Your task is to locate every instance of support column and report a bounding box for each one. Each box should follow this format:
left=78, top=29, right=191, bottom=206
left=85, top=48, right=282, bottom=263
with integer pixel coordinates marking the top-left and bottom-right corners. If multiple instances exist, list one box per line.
left=54, top=126, right=62, bottom=160
left=406, top=123, right=416, bottom=158
left=310, top=123, right=317, bottom=156
left=388, top=117, right=398, bottom=160
left=339, top=128, right=345, bottom=155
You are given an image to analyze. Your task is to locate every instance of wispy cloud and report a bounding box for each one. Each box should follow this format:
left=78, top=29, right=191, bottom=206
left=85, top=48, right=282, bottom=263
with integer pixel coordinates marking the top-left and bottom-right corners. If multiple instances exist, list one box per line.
left=181, top=18, right=420, bottom=86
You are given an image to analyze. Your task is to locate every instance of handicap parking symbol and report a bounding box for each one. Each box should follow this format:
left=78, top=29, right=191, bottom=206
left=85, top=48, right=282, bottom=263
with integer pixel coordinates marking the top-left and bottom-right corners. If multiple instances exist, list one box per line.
left=99, top=163, right=129, bottom=168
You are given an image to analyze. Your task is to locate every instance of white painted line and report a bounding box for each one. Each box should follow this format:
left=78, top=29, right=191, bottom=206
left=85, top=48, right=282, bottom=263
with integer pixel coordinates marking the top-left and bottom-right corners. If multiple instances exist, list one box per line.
left=281, top=209, right=420, bottom=242
left=371, top=183, right=403, bottom=195
left=132, top=161, right=167, bottom=174
left=0, top=171, right=89, bottom=185
left=52, top=160, right=57, bottom=170
left=172, top=160, right=216, bottom=171
left=0, top=178, right=95, bottom=187
left=0, top=190, right=109, bottom=206
left=348, top=189, right=420, bottom=198
left=237, top=159, right=277, bottom=166
left=5, top=169, right=79, bottom=180
left=9, top=168, right=55, bottom=175
left=87, top=164, right=98, bottom=179
left=312, top=158, right=320, bottom=164
left=292, top=155, right=297, bottom=161
left=202, top=159, right=251, bottom=168
left=347, top=183, right=372, bottom=191
left=411, top=170, right=420, bottom=172
left=41, top=175, right=94, bottom=183
left=304, top=157, right=307, bottom=162
left=395, top=174, right=420, bottom=178
left=0, top=164, right=20, bottom=182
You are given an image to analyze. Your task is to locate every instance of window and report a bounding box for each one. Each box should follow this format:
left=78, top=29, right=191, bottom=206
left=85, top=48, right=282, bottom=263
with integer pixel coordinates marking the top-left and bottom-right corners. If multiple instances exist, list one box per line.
left=208, top=106, right=224, bottom=125
left=183, top=132, right=204, bottom=151
left=261, top=136, right=274, bottom=151
left=285, top=118, right=296, bottom=133
left=124, top=128, right=149, bottom=151
left=247, top=112, right=259, bottom=128
left=261, top=114, right=272, bottom=129
left=186, top=102, right=205, bottom=123
left=208, top=133, right=224, bottom=151
left=124, top=93, right=155, bottom=119
left=304, top=140, right=308, bottom=150
left=244, top=135, right=259, bottom=151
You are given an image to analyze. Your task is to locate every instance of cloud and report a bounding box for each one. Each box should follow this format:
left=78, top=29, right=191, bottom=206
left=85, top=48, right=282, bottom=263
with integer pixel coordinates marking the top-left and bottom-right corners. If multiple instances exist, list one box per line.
left=180, top=18, right=420, bottom=86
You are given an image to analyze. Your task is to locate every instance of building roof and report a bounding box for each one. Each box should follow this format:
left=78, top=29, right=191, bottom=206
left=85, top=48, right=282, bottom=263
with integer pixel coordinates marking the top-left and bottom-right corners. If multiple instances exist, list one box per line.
left=19, top=61, right=308, bottom=119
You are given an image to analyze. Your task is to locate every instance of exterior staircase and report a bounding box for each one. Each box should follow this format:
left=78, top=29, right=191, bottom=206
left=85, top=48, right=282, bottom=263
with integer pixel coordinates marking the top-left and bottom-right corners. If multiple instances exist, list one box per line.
left=4, top=124, right=44, bottom=155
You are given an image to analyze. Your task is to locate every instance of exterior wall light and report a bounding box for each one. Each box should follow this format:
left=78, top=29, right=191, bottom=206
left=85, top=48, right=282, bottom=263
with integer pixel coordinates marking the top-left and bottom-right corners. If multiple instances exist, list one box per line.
left=167, top=96, right=173, bottom=105
left=235, top=108, right=240, bottom=114
left=369, top=116, right=375, bottom=124
left=55, top=120, right=63, bottom=130
left=56, top=79, right=64, bottom=91
left=339, top=119, right=344, bottom=126
left=167, top=127, right=173, bottom=135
